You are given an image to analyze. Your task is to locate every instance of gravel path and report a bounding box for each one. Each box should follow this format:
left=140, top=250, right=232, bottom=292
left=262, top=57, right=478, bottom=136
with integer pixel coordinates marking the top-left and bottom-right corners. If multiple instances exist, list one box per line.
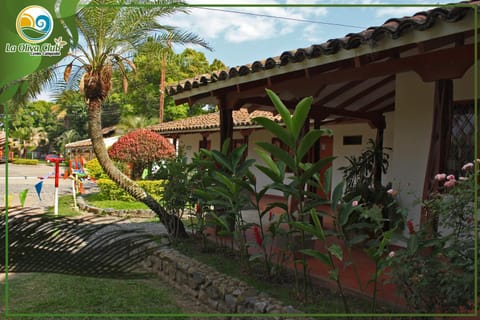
left=0, top=163, right=75, bottom=212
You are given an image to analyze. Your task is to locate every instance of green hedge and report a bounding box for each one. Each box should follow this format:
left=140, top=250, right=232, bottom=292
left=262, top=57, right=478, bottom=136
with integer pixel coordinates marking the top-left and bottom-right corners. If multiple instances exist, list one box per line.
left=13, top=159, right=39, bottom=165
left=85, top=158, right=109, bottom=179
left=96, top=179, right=166, bottom=202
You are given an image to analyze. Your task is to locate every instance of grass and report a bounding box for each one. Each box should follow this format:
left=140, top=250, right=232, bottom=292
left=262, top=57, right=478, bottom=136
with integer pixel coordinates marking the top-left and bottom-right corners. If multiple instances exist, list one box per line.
left=83, top=193, right=149, bottom=210
left=45, top=195, right=81, bottom=217
left=0, top=273, right=187, bottom=318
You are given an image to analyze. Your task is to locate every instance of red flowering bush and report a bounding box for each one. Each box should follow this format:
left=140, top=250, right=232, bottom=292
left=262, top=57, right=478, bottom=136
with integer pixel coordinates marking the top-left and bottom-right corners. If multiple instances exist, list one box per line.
left=108, top=129, right=175, bottom=180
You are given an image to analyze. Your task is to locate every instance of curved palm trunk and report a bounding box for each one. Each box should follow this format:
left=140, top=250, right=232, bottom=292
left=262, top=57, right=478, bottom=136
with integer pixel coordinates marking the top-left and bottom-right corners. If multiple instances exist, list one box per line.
left=87, top=98, right=187, bottom=237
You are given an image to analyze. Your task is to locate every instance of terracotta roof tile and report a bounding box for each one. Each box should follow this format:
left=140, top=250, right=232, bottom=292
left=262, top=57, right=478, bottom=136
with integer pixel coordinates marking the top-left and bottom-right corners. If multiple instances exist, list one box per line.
left=148, top=109, right=281, bottom=134
left=168, top=1, right=476, bottom=96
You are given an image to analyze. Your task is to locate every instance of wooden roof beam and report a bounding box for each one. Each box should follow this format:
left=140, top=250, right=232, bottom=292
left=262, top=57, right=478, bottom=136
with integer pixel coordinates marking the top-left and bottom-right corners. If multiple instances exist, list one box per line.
left=314, top=80, right=364, bottom=106
left=357, top=91, right=396, bottom=112
left=336, top=75, right=395, bottom=110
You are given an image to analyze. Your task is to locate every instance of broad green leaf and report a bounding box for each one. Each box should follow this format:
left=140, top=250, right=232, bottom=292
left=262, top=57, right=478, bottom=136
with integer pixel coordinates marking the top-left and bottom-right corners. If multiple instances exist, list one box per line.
left=297, top=157, right=336, bottom=186
left=291, top=96, right=312, bottom=139
left=292, top=221, right=324, bottom=241
left=331, top=182, right=344, bottom=212
left=211, top=150, right=232, bottom=172
left=221, top=138, right=231, bottom=154
left=310, top=211, right=326, bottom=241
left=256, top=148, right=280, bottom=176
left=297, top=130, right=324, bottom=160
left=231, top=144, right=248, bottom=168
left=323, top=167, right=332, bottom=195
left=253, top=117, right=294, bottom=148
left=347, top=234, right=369, bottom=246
left=256, top=165, right=282, bottom=184
left=328, top=244, right=343, bottom=261
left=257, top=142, right=295, bottom=171
left=0, top=83, right=20, bottom=104
left=300, top=249, right=330, bottom=265
left=407, top=234, right=419, bottom=255
left=265, top=88, right=292, bottom=131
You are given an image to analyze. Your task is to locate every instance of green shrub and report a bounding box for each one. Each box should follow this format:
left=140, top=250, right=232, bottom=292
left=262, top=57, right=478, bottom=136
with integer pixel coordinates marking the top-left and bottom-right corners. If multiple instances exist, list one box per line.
left=13, top=159, right=39, bottom=165
left=96, top=178, right=165, bottom=202
left=85, top=158, right=108, bottom=179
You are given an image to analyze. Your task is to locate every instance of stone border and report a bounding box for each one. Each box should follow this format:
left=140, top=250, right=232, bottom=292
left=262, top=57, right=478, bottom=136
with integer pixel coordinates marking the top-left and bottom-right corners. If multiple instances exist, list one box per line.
left=76, top=195, right=156, bottom=219
left=77, top=196, right=306, bottom=318
left=142, top=247, right=303, bottom=319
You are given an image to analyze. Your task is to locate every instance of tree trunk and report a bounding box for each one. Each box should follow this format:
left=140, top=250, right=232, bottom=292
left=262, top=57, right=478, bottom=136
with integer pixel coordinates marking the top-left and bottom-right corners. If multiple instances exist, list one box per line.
left=87, top=98, right=187, bottom=237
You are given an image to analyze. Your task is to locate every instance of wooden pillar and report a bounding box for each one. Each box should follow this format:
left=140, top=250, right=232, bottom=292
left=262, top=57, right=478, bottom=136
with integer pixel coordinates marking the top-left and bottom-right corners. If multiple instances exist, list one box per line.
left=219, top=101, right=234, bottom=150
left=240, top=129, right=252, bottom=160
left=421, top=79, right=453, bottom=224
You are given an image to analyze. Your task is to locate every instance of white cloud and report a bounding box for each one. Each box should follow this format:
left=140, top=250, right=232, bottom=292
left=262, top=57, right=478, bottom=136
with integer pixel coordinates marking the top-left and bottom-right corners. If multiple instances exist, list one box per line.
left=160, top=0, right=329, bottom=44
left=374, top=6, right=434, bottom=18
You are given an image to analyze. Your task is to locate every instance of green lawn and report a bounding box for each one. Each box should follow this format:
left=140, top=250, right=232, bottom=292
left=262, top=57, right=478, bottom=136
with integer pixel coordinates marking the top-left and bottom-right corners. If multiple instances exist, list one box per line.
left=82, top=193, right=149, bottom=210
left=1, top=273, right=188, bottom=318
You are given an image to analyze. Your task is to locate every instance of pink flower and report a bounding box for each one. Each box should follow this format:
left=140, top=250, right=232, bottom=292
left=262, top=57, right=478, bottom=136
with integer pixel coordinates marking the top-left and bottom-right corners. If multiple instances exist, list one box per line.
left=387, top=189, right=398, bottom=196
left=444, top=179, right=456, bottom=188
left=388, top=251, right=396, bottom=258
left=446, top=174, right=455, bottom=181
left=462, top=162, right=474, bottom=171
left=352, top=200, right=359, bottom=207
left=476, top=159, right=480, bottom=164
left=434, top=173, right=447, bottom=181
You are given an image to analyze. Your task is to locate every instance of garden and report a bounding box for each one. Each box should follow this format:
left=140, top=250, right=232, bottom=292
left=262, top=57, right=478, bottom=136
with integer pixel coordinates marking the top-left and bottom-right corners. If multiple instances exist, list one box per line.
left=74, top=90, right=477, bottom=316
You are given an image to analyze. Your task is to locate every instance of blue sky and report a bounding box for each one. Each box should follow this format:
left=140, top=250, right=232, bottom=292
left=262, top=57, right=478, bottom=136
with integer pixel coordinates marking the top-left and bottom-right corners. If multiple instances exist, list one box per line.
left=163, top=0, right=456, bottom=67
left=37, top=0, right=458, bottom=101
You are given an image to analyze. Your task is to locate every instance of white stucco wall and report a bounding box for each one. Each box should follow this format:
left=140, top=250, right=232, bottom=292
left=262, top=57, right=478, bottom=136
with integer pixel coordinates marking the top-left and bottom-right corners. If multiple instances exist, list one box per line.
left=327, top=113, right=395, bottom=191
left=389, top=71, right=435, bottom=226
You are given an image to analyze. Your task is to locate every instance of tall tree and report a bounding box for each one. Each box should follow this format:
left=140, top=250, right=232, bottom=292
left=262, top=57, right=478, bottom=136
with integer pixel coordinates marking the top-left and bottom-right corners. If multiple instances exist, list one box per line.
left=65, top=0, right=210, bottom=237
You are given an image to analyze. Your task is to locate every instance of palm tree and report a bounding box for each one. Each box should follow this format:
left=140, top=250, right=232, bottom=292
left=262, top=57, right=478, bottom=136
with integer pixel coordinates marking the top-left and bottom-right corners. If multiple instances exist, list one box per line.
left=65, top=0, right=211, bottom=237
left=118, top=115, right=157, bottom=134
left=56, top=129, right=81, bottom=155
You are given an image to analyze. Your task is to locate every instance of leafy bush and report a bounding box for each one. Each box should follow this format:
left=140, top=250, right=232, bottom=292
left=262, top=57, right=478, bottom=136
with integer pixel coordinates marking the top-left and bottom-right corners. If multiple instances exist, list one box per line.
left=108, top=129, right=175, bottom=180
left=96, top=178, right=165, bottom=202
left=387, top=162, right=477, bottom=313
left=13, top=159, right=39, bottom=165
left=84, top=158, right=108, bottom=179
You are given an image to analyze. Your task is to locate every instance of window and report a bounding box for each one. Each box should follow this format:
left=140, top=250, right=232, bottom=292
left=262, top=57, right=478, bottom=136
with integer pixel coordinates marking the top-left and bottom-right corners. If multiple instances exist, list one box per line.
left=446, top=101, right=475, bottom=177
left=343, top=135, right=363, bottom=145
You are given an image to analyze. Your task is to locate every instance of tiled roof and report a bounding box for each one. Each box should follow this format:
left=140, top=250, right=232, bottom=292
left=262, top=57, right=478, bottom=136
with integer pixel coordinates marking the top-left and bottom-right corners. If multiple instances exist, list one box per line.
left=149, top=109, right=281, bottom=134
left=168, top=1, right=476, bottom=97
left=65, top=136, right=120, bottom=149
left=0, top=131, right=5, bottom=146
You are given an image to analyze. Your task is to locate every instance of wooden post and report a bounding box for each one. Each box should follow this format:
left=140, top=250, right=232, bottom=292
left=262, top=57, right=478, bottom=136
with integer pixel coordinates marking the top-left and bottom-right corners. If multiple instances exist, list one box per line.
left=219, top=98, right=234, bottom=149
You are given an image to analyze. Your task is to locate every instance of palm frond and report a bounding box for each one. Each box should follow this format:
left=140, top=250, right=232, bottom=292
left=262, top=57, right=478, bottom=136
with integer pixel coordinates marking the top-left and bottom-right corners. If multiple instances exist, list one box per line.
left=1, top=207, right=162, bottom=278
